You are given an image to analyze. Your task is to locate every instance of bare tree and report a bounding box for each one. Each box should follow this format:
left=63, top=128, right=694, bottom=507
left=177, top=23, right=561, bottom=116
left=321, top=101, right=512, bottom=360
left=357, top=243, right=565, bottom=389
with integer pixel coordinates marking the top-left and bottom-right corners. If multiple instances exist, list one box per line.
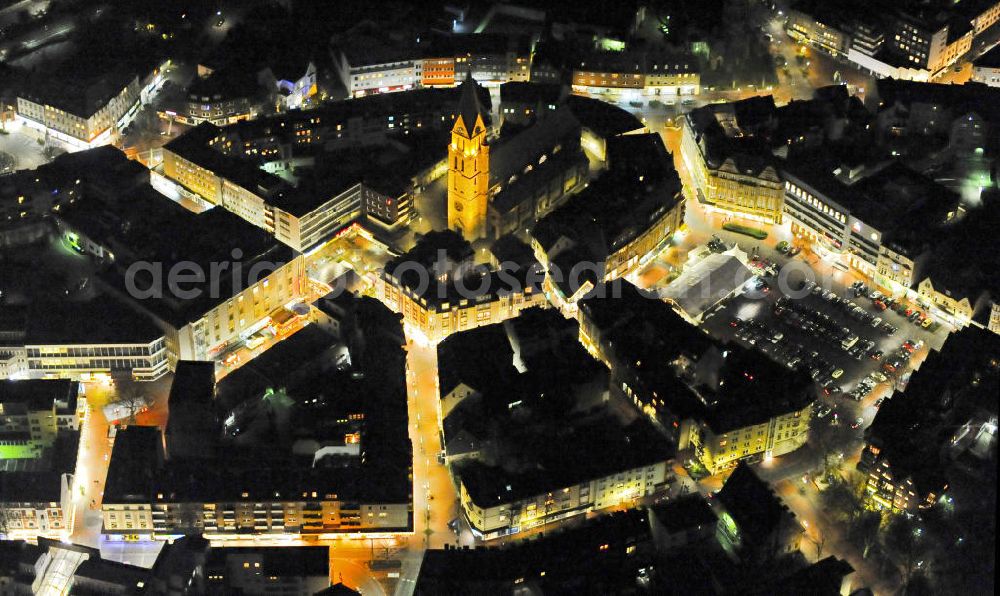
left=116, top=386, right=149, bottom=425
left=808, top=531, right=828, bottom=559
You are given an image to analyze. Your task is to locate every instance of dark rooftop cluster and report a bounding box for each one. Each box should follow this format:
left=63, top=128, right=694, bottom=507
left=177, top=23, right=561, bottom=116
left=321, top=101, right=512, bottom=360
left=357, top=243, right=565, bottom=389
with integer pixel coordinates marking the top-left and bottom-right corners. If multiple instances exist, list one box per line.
left=384, top=230, right=543, bottom=307
left=105, top=296, right=411, bottom=511
left=416, top=509, right=655, bottom=594
left=862, top=324, right=1000, bottom=493
left=580, top=282, right=815, bottom=434
left=531, top=133, right=682, bottom=294
left=438, top=308, right=673, bottom=505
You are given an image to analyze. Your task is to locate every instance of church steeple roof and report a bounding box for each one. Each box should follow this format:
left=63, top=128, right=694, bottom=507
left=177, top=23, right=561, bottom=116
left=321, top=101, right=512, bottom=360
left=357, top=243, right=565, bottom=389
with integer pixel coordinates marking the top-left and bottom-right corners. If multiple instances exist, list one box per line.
left=456, top=71, right=489, bottom=137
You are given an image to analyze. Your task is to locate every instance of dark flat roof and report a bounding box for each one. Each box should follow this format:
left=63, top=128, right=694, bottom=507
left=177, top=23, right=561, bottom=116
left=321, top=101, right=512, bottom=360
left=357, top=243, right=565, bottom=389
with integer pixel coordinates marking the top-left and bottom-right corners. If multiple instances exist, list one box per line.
left=0, top=379, right=77, bottom=411
left=650, top=494, right=717, bottom=533
left=18, top=67, right=137, bottom=119
left=187, top=68, right=264, bottom=101
left=437, top=324, right=517, bottom=398
left=106, top=299, right=411, bottom=508
left=499, top=82, right=565, bottom=105
left=416, top=509, right=652, bottom=593
left=0, top=431, right=79, bottom=502
left=565, top=94, right=644, bottom=137
left=55, top=183, right=291, bottom=329
left=456, top=416, right=672, bottom=506
left=74, top=558, right=150, bottom=587
left=973, top=43, right=1000, bottom=69
left=716, top=462, right=792, bottom=544
left=206, top=546, right=329, bottom=577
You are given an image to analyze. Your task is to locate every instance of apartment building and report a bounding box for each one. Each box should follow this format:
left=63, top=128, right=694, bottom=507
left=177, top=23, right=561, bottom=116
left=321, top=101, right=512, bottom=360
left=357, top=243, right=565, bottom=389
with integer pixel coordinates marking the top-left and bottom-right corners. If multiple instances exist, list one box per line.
left=789, top=0, right=1000, bottom=79
left=578, top=283, right=815, bottom=475
left=104, top=304, right=412, bottom=539
left=531, top=134, right=686, bottom=311
left=571, top=51, right=700, bottom=98
left=972, top=44, right=1000, bottom=86
left=438, top=310, right=673, bottom=540
left=16, top=67, right=145, bottom=149
left=458, top=456, right=670, bottom=540
left=374, top=231, right=546, bottom=344
left=332, top=31, right=532, bottom=97
left=681, top=99, right=785, bottom=224
left=53, top=181, right=307, bottom=367
left=0, top=424, right=79, bottom=540
left=859, top=326, right=999, bottom=513
left=0, top=380, right=83, bottom=446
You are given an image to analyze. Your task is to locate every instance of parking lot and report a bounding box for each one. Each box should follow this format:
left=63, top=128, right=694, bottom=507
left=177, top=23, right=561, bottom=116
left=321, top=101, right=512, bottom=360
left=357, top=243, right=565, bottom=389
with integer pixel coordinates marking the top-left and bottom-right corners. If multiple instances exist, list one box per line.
left=700, top=250, right=951, bottom=430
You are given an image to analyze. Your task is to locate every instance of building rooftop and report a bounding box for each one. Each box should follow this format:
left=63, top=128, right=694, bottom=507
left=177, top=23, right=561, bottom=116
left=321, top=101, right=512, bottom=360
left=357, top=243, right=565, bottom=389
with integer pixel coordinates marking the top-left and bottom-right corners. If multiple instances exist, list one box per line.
left=163, top=123, right=295, bottom=208
left=416, top=509, right=653, bottom=594
left=17, top=66, right=137, bottom=120
left=919, top=191, right=1000, bottom=299
left=489, top=235, right=538, bottom=270
left=580, top=282, right=814, bottom=433
left=687, top=345, right=815, bottom=434
left=0, top=379, right=78, bottom=413
left=437, top=324, right=518, bottom=398
left=846, top=162, right=961, bottom=254
left=973, top=42, right=1000, bottom=69
left=443, top=312, right=671, bottom=507
left=490, top=105, right=581, bottom=187
left=455, top=418, right=673, bottom=507
left=55, top=182, right=291, bottom=329
left=649, top=494, right=718, bottom=534
left=565, top=94, right=645, bottom=138
left=579, top=281, right=715, bottom=360
left=384, top=230, right=542, bottom=309
left=531, top=133, right=682, bottom=271
left=658, top=252, right=755, bottom=319
left=864, top=323, right=999, bottom=495
left=0, top=431, right=79, bottom=503
left=187, top=68, right=265, bottom=102
left=748, top=556, right=855, bottom=596
left=220, top=85, right=491, bottom=144
left=164, top=361, right=218, bottom=459
left=205, top=546, right=329, bottom=577
left=499, top=81, right=565, bottom=106
left=716, top=462, right=794, bottom=546
left=73, top=558, right=151, bottom=590
left=875, top=79, right=1000, bottom=124
left=105, top=298, right=411, bottom=509
left=455, top=72, right=489, bottom=139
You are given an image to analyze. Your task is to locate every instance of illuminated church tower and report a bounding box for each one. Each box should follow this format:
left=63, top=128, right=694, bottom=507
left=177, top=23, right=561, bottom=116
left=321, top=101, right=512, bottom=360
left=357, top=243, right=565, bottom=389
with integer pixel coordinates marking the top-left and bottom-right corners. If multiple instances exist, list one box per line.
left=447, top=73, right=490, bottom=240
